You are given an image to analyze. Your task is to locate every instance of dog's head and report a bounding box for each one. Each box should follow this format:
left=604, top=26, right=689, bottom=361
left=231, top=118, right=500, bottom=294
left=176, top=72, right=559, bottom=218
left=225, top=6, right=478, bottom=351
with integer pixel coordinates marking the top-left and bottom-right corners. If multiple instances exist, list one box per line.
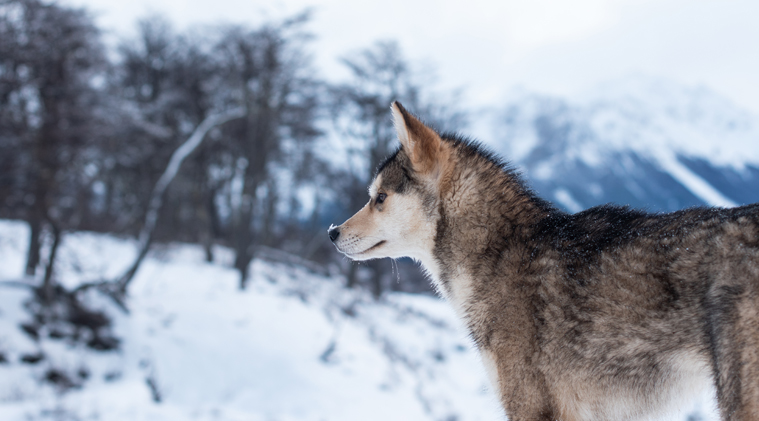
left=328, top=102, right=450, bottom=263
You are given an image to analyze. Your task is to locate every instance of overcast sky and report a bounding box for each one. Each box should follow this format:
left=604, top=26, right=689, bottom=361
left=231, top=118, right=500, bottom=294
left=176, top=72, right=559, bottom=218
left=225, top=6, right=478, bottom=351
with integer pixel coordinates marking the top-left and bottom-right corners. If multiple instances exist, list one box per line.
left=64, top=0, right=759, bottom=115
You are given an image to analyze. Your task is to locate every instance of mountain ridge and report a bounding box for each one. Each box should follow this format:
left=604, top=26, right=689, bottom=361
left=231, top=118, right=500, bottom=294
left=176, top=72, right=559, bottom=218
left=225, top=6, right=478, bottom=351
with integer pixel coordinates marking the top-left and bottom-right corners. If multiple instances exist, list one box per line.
left=494, top=76, right=759, bottom=212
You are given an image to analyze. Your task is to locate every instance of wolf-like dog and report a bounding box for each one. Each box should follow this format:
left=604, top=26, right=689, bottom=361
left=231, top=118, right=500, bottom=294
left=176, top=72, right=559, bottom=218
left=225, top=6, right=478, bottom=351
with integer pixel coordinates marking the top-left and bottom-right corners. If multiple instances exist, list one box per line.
left=328, top=102, right=759, bottom=420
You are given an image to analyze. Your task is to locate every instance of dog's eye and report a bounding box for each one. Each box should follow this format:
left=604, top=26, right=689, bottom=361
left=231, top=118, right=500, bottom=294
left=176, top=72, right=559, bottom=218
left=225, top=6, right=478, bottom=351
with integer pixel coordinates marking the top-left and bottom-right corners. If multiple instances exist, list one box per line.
left=376, top=192, right=387, bottom=204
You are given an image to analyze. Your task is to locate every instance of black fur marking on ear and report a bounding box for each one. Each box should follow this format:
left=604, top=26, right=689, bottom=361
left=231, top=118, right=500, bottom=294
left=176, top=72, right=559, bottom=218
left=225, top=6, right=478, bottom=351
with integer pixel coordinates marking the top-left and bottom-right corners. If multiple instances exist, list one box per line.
left=376, top=147, right=415, bottom=194
left=376, top=147, right=402, bottom=177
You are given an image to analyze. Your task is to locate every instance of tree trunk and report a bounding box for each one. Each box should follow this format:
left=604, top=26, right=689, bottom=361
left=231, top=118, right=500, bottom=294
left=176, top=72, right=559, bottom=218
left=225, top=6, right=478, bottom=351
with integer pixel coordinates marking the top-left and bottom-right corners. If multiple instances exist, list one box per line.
left=201, top=231, right=214, bottom=263
left=260, top=181, right=278, bottom=248
left=41, top=219, right=61, bottom=305
left=346, top=264, right=358, bottom=289
left=196, top=186, right=214, bottom=263
left=369, top=260, right=384, bottom=299
left=234, top=199, right=255, bottom=290
left=234, top=246, right=253, bottom=290
left=25, top=217, right=42, bottom=276
left=202, top=184, right=221, bottom=263
left=236, top=257, right=251, bottom=290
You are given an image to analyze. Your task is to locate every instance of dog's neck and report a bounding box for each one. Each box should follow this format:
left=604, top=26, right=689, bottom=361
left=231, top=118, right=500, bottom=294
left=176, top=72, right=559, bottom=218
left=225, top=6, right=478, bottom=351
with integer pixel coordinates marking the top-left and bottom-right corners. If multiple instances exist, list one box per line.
left=422, top=149, right=552, bottom=319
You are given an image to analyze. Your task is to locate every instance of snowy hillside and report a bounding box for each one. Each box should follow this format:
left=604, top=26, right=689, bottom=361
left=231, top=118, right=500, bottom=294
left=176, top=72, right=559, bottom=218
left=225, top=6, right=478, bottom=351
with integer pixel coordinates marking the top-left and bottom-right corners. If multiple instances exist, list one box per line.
left=495, top=76, right=759, bottom=213
left=0, top=220, right=719, bottom=420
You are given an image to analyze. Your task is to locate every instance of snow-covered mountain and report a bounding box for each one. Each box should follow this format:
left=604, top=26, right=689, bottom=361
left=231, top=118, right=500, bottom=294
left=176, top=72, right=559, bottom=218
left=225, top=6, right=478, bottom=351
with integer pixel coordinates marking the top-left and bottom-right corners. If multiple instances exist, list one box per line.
left=494, top=77, right=759, bottom=213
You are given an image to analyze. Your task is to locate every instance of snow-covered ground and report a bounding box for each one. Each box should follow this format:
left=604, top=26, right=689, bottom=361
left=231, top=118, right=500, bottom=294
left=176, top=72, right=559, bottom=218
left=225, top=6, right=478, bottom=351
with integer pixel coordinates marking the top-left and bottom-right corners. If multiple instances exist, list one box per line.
left=0, top=220, right=718, bottom=420
left=0, top=220, right=503, bottom=420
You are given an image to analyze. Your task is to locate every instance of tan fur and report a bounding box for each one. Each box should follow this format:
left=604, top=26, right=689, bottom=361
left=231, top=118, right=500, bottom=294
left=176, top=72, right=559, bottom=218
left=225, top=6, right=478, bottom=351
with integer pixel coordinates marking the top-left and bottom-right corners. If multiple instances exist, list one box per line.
left=335, top=174, right=439, bottom=266
left=330, top=101, right=759, bottom=421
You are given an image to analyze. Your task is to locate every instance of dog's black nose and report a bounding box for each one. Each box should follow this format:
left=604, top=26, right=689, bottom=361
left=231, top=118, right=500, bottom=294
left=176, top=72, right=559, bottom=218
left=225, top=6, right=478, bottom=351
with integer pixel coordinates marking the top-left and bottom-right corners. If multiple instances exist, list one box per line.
left=328, top=226, right=340, bottom=242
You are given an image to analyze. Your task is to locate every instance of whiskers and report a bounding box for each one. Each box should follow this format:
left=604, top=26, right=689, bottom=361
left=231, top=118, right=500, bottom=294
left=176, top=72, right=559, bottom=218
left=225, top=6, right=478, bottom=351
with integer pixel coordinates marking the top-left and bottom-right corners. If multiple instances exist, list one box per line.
left=337, top=234, right=385, bottom=257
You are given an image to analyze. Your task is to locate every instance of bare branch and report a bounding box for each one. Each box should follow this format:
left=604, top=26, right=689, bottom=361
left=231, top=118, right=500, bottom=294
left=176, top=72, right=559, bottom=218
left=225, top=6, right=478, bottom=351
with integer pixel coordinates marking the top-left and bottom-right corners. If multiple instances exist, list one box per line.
left=115, top=106, right=246, bottom=294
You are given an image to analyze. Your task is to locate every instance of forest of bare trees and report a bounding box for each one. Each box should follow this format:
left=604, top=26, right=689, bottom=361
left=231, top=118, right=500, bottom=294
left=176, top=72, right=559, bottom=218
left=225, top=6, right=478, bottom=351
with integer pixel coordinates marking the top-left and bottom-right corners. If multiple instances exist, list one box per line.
left=0, top=0, right=467, bottom=311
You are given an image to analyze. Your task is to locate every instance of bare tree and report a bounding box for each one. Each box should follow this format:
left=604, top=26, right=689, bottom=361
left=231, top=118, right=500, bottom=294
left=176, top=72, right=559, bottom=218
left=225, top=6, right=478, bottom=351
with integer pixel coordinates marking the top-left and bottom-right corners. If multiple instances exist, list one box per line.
left=213, top=13, right=321, bottom=289
left=110, top=17, right=225, bottom=257
left=104, top=16, right=198, bottom=237
left=0, top=0, right=107, bottom=302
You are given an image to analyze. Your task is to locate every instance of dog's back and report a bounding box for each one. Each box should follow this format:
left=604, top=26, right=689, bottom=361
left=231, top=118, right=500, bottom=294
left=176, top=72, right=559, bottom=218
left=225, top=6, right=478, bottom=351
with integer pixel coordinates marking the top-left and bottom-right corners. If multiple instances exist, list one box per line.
left=476, top=204, right=759, bottom=420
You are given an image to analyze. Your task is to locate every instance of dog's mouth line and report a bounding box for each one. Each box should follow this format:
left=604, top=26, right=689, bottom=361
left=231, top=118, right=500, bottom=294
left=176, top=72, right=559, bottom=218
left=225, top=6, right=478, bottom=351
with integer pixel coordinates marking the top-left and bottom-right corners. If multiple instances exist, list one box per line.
left=346, top=240, right=386, bottom=256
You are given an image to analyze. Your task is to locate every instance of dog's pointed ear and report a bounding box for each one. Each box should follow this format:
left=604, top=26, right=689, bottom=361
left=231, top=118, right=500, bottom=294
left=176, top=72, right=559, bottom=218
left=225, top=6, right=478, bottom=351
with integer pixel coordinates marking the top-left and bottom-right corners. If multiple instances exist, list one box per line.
left=391, top=101, right=443, bottom=173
